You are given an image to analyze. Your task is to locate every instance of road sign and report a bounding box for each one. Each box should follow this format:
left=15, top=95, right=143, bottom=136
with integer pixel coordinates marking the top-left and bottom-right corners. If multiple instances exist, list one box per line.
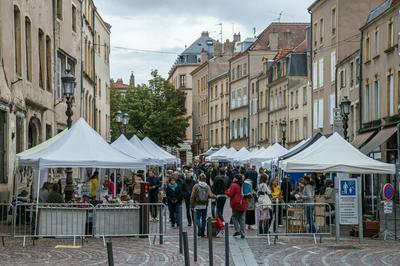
left=384, top=200, right=393, bottom=214
left=339, top=174, right=358, bottom=225
left=383, top=183, right=395, bottom=201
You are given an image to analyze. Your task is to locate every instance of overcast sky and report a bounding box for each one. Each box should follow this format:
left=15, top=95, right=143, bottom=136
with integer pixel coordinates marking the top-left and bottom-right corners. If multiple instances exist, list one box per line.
left=94, top=0, right=313, bottom=85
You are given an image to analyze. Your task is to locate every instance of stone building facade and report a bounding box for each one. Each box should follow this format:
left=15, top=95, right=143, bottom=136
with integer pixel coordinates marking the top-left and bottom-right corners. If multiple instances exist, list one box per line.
left=0, top=0, right=110, bottom=201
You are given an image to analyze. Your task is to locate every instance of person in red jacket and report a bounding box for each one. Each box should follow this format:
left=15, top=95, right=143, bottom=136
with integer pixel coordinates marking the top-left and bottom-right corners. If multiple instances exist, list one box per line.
left=225, top=174, right=248, bottom=238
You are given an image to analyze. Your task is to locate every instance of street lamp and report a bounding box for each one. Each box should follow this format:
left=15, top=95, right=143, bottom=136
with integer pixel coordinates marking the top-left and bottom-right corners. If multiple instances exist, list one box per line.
left=115, top=110, right=129, bottom=134
left=340, top=96, right=351, bottom=140
left=280, top=120, right=287, bottom=147
left=195, top=132, right=202, bottom=155
left=61, top=68, right=76, bottom=202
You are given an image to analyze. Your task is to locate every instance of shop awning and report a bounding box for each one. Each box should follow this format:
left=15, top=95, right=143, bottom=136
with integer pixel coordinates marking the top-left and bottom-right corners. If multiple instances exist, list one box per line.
left=351, top=131, right=376, bottom=149
left=360, top=126, right=397, bottom=155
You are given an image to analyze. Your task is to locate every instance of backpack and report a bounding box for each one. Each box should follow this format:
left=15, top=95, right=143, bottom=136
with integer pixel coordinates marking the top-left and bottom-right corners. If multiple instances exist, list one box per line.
left=196, top=185, right=209, bottom=203
left=242, top=179, right=253, bottom=197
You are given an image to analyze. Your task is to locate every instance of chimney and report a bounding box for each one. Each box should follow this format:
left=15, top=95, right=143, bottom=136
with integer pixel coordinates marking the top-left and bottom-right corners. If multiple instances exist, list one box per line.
left=200, top=48, right=209, bottom=63
left=214, top=41, right=223, bottom=57
left=129, top=72, right=135, bottom=87
left=269, top=32, right=279, bottom=50
left=233, top=32, right=241, bottom=42
left=223, top=39, right=234, bottom=56
left=201, top=31, right=209, bottom=37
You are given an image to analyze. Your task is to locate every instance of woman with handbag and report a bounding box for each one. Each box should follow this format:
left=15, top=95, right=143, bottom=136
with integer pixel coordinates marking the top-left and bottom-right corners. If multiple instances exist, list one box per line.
left=257, top=174, right=272, bottom=234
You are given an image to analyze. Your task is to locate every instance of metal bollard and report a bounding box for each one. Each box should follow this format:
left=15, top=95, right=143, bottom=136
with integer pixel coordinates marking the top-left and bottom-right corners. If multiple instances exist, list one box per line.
left=159, top=206, right=163, bottom=245
left=106, top=240, right=114, bottom=266
left=182, top=231, right=190, bottom=266
left=207, top=217, right=214, bottom=266
left=179, top=204, right=183, bottom=254
left=192, top=209, right=197, bottom=262
left=224, top=222, right=229, bottom=266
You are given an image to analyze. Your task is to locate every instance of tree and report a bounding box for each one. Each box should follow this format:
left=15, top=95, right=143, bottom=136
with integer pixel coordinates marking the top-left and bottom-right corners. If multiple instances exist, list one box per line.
left=110, top=70, right=189, bottom=147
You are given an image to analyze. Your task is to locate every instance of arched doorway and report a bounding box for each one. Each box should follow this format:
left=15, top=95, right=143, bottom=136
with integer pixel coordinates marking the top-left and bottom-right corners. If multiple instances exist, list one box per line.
left=28, top=117, right=41, bottom=149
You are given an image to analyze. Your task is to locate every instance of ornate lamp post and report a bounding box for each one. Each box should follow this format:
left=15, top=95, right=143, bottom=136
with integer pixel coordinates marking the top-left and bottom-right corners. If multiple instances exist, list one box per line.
left=61, top=68, right=76, bottom=202
left=340, top=96, right=351, bottom=141
left=195, top=132, right=202, bottom=155
left=115, top=111, right=129, bottom=134
left=280, top=120, right=287, bottom=147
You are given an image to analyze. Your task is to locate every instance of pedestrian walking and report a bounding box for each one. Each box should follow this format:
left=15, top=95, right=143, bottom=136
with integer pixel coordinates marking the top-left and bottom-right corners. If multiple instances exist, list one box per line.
left=257, top=174, right=272, bottom=234
left=225, top=174, right=248, bottom=238
left=270, top=178, right=283, bottom=230
left=182, top=170, right=196, bottom=226
left=211, top=168, right=228, bottom=220
left=166, top=176, right=183, bottom=228
left=190, top=173, right=216, bottom=237
left=301, top=176, right=317, bottom=233
left=148, top=169, right=161, bottom=221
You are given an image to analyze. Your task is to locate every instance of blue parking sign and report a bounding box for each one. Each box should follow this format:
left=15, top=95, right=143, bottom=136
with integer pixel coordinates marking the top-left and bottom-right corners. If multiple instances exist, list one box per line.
left=340, top=180, right=356, bottom=196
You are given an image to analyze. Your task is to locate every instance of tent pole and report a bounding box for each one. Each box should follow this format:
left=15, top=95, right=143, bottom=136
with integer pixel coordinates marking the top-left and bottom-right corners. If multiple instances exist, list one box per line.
left=114, top=169, right=117, bottom=198
left=335, top=172, right=340, bottom=243
left=35, top=169, right=41, bottom=236
left=357, top=175, right=363, bottom=243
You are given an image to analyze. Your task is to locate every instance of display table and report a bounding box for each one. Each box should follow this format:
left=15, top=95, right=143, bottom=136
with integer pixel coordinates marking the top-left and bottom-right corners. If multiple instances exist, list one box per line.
left=287, top=208, right=305, bottom=233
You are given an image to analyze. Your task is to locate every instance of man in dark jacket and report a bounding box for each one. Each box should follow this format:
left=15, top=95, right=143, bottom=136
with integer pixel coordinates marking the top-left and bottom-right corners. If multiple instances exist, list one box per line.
left=182, top=170, right=196, bottom=226
left=148, top=170, right=161, bottom=221
left=47, top=183, right=64, bottom=203
left=211, top=168, right=228, bottom=220
left=245, top=165, right=258, bottom=190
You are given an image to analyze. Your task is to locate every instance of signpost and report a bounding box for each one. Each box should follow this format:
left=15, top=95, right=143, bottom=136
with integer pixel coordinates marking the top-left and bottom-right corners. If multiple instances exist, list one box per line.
left=339, top=176, right=358, bottom=225
left=382, top=183, right=395, bottom=240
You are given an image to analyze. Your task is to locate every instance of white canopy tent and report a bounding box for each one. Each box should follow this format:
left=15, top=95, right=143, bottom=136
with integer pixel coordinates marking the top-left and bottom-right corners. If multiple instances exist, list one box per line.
left=111, top=135, right=163, bottom=165
left=283, top=133, right=395, bottom=174
left=209, top=147, right=237, bottom=162
left=280, top=136, right=327, bottom=171
left=227, top=147, right=251, bottom=162
left=289, top=139, right=309, bottom=152
left=205, top=146, right=228, bottom=162
left=248, top=143, right=288, bottom=164
left=129, top=135, right=176, bottom=165
left=141, top=137, right=180, bottom=164
left=263, top=139, right=310, bottom=169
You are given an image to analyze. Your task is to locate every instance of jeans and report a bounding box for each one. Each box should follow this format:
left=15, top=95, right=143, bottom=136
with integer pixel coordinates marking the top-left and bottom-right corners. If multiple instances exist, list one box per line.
left=231, top=210, right=245, bottom=236
left=184, top=197, right=192, bottom=225
left=306, top=205, right=316, bottom=233
left=195, top=208, right=207, bottom=232
left=168, top=202, right=181, bottom=226
left=211, top=197, right=227, bottom=220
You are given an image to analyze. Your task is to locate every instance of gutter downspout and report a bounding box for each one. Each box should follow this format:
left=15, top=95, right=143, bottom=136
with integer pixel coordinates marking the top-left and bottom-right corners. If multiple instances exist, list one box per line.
left=207, top=63, right=210, bottom=150
left=308, top=9, right=314, bottom=135
left=93, top=7, right=97, bottom=131
left=257, top=78, right=260, bottom=146
left=358, top=31, right=364, bottom=133
left=247, top=52, right=250, bottom=147
left=80, top=1, right=84, bottom=118
left=335, top=59, right=338, bottom=108
left=228, top=61, right=231, bottom=146
left=52, top=0, right=57, bottom=130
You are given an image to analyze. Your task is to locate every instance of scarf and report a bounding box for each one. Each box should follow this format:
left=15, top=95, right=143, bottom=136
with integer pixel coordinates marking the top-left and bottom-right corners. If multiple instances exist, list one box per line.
left=169, top=183, right=178, bottom=191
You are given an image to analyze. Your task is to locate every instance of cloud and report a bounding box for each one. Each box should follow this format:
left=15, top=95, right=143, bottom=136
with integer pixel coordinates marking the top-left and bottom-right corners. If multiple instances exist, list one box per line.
left=94, top=0, right=312, bottom=84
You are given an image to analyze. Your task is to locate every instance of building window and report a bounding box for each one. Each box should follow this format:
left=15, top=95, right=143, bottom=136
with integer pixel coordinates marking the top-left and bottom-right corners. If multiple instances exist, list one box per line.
left=388, top=18, right=394, bottom=48
left=313, top=99, right=324, bottom=129
left=388, top=73, right=395, bottom=116
left=243, top=63, right=247, bottom=76
left=365, top=34, right=370, bottom=61
left=329, top=93, right=335, bottom=125
left=313, top=22, right=318, bottom=47
left=350, top=62, right=354, bottom=87
left=330, top=51, right=336, bottom=83
left=290, top=121, right=294, bottom=142
left=46, top=36, right=52, bottom=91
left=355, top=57, right=360, bottom=86
left=313, top=61, right=317, bottom=90
left=72, top=5, right=77, bottom=32
left=0, top=110, right=6, bottom=183
left=210, top=107, right=213, bottom=122
left=243, top=117, right=247, bottom=137
left=340, top=69, right=345, bottom=88
left=295, top=90, right=299, bottom=107
left=365, top=82, right=370, bottom=122
left=14, top=5, right=22, bottom=76
left=319, top=18, right=324, bottom=44
left=303, top=117, right=308, bottom=138
left=25, top=17, right=32, bottom=81
left=56, top=0, right=63, bottom=20
left=290, top=91, right=294, bottom=108
left=38, top=29, right=45, bottom=89
left=374, top=27, right=379, bottom=56
left=331, top=8, right=336, bottom=35
left=46, top=124, right=52, bottom=140
left=179, top=74, right=186, bottom=88
left=16, top=115, right=24, bottom=153
left=318, top=58, right=324, bottom=88
left=374, top=79, right=380, bottom=119
left=295, top=119, right=299, bottom=141
left=303, top=86, right=307, bottom=105
left=97, top=34, right=101, bottom=54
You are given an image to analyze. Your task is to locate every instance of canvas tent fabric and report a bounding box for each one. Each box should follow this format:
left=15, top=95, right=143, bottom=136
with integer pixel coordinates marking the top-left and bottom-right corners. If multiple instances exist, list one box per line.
left=228, top=147, right=251, bottom=162
left=280, top=136, right=327, bottom=170
left=202, top=147, right=219, bottom=156
left=279, top=133, right=324, bottom=161
left=283, top=133, right=395, bottom=174
left=19, top=118, right=145, bottom=169
left=141, top=137, right=179, bottom=164
left=112, top=135, right=163, bottom=165
left=206, top=146, right=228, bottom=161
left=210, top=147, right=237, bottom=161
left=248, top=143, right=288, bottom=163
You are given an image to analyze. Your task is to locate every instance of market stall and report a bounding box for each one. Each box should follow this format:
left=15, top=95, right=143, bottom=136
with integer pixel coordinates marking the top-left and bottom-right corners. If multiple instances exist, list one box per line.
left=205, top=146, right=228, bottom=162
left=141, top=137, right=180, bottom=165
left=226, top=147, right=251, bottom=163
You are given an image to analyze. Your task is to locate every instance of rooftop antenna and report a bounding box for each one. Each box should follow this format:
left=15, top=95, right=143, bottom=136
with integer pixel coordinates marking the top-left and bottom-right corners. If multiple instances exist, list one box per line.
left=278, top=12, right=283, bottom=23
left=253, top=27, right=256, bottom=38
left=217, top=23, right=223, bottom=43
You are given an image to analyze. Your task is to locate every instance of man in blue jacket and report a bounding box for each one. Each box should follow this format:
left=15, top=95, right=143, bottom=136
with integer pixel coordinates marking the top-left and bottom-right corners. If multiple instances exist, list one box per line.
left=148, top=169, right=161, bottom=221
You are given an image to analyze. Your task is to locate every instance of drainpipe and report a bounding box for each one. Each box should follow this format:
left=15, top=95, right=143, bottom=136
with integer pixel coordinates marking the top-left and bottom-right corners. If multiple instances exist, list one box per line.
left=358, top=31, right=364, bottom=133
left=257, top=78, right=260, bottom=146
left=92, top=7, right=97, bottom=131
left=335, top=60, right=339, bottom=108
left=247, top=52, right=250, bottom=147
left=80, top=1, right=84, bottom=118
left=207, top=63, right=210, bottom=150
left=228, top=61, right=231, bottom=146
left=52, top=0, right=57, bottom=131
left=308, top=10, right=314, bottom=135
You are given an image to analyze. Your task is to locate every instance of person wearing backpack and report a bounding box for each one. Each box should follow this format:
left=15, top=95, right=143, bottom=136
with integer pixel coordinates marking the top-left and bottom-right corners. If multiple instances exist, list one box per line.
left=190, top=173, right=216, bottom=237
left=225, top=174, right=248, bottom=238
